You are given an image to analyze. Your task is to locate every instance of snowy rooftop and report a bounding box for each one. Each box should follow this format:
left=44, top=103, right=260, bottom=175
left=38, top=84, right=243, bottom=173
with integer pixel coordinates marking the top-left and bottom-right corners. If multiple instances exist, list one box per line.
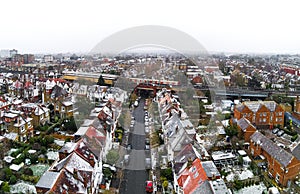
left=212, top=152, right=235, bottom=161
left=36, top=171, right=60, bottom=189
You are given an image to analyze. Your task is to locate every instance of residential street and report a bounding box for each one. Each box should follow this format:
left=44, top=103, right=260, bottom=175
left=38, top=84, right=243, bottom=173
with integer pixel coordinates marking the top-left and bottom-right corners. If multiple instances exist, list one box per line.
left=119, top=98, right=150, bottom=194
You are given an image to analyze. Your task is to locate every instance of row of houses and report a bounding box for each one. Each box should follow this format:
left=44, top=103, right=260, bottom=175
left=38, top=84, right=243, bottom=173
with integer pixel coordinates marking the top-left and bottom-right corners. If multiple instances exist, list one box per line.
left=156, top=88, right=230, bottom=194
left=233, top=100, right=300, bottom=187
left=35, top=87, right=126, bottom=194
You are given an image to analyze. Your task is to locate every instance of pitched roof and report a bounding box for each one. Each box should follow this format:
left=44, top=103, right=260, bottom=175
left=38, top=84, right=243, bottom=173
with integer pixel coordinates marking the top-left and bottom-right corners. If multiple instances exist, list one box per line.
left=291, top=143, right=300, bottom=161
left=177, top=158, right=209, bottom=194
left=201, top=161, right=220, bottom=178
left=250, top=131, right=293, bottom=167
left=174, top=144, right=200, bottom=174
left=50, top=169, right=91, bottom=194
left=36, top=171, right=60, bottom=189
left=240, top=101, right=279, bottom=113
left=237, top=117, right=255, bottom=132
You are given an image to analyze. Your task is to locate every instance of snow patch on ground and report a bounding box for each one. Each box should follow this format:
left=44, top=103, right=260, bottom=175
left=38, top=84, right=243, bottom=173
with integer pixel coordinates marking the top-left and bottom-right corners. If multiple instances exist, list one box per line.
left=226, top=168, right=254, bottom=181
left=234, top=182, right=267, bottom=194
left=30, top=164, right=49, bottom=177
left=10, top=181, right=37, bottom=194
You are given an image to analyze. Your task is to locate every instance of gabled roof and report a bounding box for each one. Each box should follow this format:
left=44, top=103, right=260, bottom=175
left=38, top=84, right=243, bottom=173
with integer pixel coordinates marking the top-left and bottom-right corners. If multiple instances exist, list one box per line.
left=50, top=168, right=91, bottom=194
left=291, top=143, right=300, bottom=161
left=174, top=144, right=200, bottom=174
left=201, top=161, right=220, bottom=178
left=53, top=152, right=93, bottom=173
left=250, top=131, right=293, bottom=167
left=51, top=85, right=67, bottom=99
left=237, top=117, right=255, bottom=132
left=177, top=158, right=209, bottom=194
left=169, top=129, right=193, bottom=152
left=239, top=101, right=280, bottom=113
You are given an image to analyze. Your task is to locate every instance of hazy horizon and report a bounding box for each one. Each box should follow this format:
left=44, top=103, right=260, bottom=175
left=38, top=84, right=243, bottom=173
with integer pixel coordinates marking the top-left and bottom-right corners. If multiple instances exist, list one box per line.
left=1, top=0, right=300, bottom=55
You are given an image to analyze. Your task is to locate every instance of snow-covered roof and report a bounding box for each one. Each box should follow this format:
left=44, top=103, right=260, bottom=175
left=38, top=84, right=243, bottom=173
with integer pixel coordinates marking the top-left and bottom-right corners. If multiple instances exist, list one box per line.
left=36, top=171, right=60, bottom=189
left=64, top=152, right=93, bottom=173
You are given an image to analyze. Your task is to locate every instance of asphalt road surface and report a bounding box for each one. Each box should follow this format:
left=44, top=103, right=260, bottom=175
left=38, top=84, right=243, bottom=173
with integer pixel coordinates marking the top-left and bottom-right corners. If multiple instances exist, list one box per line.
left=120, top=98, right=150, bottom=194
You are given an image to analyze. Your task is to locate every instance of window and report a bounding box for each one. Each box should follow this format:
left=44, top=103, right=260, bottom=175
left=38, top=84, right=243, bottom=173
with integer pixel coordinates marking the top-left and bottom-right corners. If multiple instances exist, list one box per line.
left=62, top=107, right=65, bottom=112
left=275, top=173, right=280, bottom=183
left=28, top=122, right=32, bottom=128
left=263, top=118, right=266, bottom=123
left=20, top=126, right=25, bottom=133
left=278, top=112, right=282, bottom=116
left=56, top=105, right=59, bottom=110
left=194, top=171, right=199, bottom=178
left=263, top=112, right=267, bottom=116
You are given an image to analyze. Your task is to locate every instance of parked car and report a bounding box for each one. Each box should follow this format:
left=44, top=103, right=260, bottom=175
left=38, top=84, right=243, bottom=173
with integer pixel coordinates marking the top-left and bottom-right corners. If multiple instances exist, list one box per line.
left=277, top=130, right=284, bottom=137
left=124, top=155, right=130, bottom=165
left=145, top=181, right=153, bottom=193
left=272, top=128, right=279, bottom=134
left=145, top=138, right=150, bottom=145
left=145, top=126, right=150, bottom=134
left=145, top=144, right=150, bottom=150
left=126, top=144, right=132, bottom=151
left=134, top=100, right=139, bottom=107
left=145, top=158, right=151, bottom=169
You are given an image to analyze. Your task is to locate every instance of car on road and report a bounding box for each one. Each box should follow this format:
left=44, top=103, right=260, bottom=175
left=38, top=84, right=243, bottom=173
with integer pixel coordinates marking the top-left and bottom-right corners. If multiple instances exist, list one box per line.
left=145, top=158, right=151, bottom=169
left=124, top=154, right=130, bottom=165
left=145, top=138, right=150, bottom=145
left=145, top=121, right=149, bottom=127
left=126, top=144, right=132, bottom=151
left=145, top=126, right=150, bottom=134
left=145, top=181, right=153, bottom=193
left=145, top=144, right=150, bottom=150
left=134, top=100, right=139, bottom=107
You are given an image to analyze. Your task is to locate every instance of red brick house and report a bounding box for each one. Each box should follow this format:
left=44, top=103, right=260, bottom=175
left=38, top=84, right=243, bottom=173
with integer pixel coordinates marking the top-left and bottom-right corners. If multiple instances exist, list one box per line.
left=250, top=131, right=300, bottom=187
left=234, top=101, right=284, bottom=129
left=236, top=117, right=257, bottom=142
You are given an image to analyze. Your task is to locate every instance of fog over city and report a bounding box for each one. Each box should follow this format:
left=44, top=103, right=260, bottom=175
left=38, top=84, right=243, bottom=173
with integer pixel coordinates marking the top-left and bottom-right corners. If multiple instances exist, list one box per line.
left=1, top=0, right=300, bottom=54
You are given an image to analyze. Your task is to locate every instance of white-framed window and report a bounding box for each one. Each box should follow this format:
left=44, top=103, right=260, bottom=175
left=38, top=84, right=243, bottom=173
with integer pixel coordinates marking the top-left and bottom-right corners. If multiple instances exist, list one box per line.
left=275, top=173, right=280, bottom=183
left=62, top=106, right=65, bottom=112
left=40, top=114, right=44, bottom=120
left=28, top=122, right=32, bottom=128
left=263, top=118, right=266, bottom=123
left=56, top=105, right=59, bottom=110
left=278, top=112, right=283, bottom=116
left=20, top=126, right=25, bottom=133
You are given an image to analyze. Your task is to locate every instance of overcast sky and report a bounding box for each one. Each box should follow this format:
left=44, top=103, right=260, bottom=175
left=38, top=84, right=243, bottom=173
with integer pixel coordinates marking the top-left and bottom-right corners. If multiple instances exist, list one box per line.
left=1, top=0, right=300, bottom=54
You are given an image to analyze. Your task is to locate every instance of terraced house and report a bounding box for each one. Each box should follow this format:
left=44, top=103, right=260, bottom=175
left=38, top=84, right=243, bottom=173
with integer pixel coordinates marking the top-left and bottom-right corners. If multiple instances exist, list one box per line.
left=234, top=101, right=284, bottom=129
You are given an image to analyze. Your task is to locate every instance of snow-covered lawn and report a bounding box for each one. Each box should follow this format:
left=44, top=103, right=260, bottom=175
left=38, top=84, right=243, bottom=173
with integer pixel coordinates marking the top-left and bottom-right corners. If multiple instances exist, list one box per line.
left=10, top=181, right=37, bottom=194
left=226, top=168, right=254, bottom=181
left=30, top=164, right=49, bottom=177
left=234, top=182, right=267, bottom=194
